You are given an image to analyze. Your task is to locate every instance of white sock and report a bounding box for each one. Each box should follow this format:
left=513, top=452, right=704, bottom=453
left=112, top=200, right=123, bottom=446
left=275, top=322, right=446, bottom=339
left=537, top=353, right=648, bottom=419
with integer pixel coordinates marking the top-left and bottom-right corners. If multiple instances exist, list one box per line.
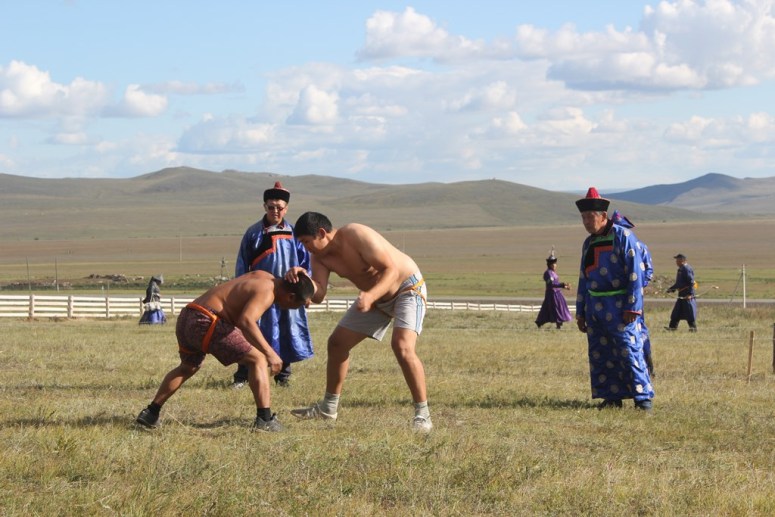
left=414, top=401, right=430, bottom=419
left=320, top=392, right=340, bottom=414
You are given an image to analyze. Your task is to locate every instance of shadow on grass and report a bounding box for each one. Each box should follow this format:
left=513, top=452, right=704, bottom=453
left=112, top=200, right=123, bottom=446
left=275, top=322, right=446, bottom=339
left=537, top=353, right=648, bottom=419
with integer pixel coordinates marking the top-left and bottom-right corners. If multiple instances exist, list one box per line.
left=9, top=377, right=235, bottom=392
left=344, top=395, right=595, bottom=410
left=0, top=414, right=251, bottom=430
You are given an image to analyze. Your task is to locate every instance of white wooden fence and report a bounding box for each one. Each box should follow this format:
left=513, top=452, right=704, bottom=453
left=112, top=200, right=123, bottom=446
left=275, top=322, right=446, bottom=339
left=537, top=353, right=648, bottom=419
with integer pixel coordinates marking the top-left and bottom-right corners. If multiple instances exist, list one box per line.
left=0, top=294, right=547, bottom=319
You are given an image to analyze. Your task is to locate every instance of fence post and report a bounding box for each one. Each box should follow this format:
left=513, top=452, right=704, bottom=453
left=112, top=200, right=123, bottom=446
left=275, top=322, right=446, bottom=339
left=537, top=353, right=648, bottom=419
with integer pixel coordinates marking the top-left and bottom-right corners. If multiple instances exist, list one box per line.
left=68, top=296, right=74, bottom=318
left=747, top=330, right=755, bottom=382
left=28, top=293, right=35, bottom=319
left=105, top=296, right=110, bottom=318
left=771, top=323, right=775, bottom=374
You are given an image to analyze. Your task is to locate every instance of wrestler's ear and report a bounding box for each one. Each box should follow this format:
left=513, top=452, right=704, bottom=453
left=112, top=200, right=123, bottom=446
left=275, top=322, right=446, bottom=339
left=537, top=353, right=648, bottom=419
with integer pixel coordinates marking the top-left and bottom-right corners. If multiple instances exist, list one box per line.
left=284, top=292, right=304, bottom=308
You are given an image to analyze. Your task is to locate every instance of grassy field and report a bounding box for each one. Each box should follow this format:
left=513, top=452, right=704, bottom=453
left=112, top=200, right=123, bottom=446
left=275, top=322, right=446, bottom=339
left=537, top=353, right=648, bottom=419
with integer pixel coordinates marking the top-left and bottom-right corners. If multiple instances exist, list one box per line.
left=2, top=220, right=775, bottom=299
left=2, top=304, right=775, bottom=516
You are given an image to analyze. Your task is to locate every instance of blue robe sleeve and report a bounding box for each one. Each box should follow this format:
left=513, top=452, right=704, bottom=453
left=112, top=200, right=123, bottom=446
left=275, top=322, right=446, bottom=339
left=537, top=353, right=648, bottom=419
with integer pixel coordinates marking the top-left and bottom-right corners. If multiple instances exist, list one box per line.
left=575, top=239, right=590, bottom=318
left=620, top=229, right=644, bottom=314
left=235, top=223, right=263, bottom=277
left=641, top=243, right=654, bottom=286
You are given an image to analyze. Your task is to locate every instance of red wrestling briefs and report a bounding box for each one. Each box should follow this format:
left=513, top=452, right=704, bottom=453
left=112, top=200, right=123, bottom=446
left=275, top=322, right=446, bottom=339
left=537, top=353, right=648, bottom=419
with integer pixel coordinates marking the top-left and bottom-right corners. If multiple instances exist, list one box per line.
left=182, top=303, right=218, bottom=354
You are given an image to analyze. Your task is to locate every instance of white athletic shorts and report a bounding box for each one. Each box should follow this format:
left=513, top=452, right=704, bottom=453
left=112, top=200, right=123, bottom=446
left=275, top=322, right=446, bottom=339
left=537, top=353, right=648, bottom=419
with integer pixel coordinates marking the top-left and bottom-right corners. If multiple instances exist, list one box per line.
left=338, top=272, right=427, bottom=341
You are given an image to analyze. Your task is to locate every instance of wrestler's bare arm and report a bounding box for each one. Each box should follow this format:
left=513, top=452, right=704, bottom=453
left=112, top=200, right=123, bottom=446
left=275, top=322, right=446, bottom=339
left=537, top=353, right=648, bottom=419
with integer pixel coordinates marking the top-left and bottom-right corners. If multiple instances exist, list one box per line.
left=308, top=255, right=330, bottom=304
left=230, top=283, right=282, bottom=370
left=286, top=258, right=329, bottom=304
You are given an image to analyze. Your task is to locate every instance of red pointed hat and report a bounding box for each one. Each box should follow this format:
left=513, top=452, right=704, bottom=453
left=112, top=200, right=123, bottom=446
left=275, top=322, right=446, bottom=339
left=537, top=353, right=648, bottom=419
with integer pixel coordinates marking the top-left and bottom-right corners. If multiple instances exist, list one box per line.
left=575, top=187, right=610, bottom=213
left=264, top=181, right=290, bottom=203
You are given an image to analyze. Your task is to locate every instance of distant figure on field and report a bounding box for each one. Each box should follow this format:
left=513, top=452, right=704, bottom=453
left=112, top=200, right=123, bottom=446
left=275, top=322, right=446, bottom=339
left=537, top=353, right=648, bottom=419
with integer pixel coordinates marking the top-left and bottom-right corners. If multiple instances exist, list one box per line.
left=285, top=211, right=433, bottom=433
left=611, top=210, right=656, bottom=377
left=230, top=181, right=314, bottom=389
left=139, top=275, right=166, bottom=325
left=666, top=253, right=698, bottom=332
left=135, top=270, right=314, bottom=432
left=575, top=188, right=654, bottom=411
left=534, top=248, right=572, bottom=329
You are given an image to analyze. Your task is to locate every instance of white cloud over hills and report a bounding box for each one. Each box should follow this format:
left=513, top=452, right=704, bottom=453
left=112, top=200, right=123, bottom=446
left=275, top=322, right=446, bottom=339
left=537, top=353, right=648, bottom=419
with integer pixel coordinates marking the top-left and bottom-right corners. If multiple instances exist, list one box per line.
left=1, top=1, right=774, bottom=191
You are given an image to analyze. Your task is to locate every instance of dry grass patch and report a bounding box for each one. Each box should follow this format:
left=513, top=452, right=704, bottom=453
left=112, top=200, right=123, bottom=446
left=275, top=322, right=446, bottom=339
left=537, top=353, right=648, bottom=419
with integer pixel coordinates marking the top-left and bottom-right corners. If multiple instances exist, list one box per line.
left=2, top=306, right=775, bottom=515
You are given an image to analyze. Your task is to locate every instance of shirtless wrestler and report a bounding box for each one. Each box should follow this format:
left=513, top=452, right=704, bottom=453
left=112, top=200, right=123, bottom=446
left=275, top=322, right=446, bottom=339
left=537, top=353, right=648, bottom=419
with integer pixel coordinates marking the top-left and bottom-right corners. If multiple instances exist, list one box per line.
left=135, top=270, right=313, bottom=432
left=285, top=211, right=432, bottom=432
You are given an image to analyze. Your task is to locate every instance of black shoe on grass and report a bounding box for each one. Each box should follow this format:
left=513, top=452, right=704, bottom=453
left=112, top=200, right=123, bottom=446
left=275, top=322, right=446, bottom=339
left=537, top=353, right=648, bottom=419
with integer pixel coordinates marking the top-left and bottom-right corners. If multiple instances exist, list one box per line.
left=252, top=413, right=285, bottom=432
left=635, top=399, right=653, bottom=412
left=136, top=408, right=159, bottom=429
left=597, top=400, right=623, bottom=410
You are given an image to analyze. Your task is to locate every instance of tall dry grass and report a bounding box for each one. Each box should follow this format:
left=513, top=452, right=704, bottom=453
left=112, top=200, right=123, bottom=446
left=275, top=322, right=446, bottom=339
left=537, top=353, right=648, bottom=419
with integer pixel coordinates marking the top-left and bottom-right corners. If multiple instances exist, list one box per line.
left=2, top=304, right=775, bottom=515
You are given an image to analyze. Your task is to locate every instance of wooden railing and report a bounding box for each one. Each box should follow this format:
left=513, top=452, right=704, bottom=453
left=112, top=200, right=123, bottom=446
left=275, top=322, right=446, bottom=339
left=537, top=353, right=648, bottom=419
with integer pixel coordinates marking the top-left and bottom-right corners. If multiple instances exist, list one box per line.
left=0, top=294, right=548, bottom=319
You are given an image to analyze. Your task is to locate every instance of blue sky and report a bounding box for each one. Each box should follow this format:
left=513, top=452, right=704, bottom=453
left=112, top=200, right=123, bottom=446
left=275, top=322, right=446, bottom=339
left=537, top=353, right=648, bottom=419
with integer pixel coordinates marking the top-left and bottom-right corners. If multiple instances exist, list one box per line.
left=1, top=1, right=774, bottom=191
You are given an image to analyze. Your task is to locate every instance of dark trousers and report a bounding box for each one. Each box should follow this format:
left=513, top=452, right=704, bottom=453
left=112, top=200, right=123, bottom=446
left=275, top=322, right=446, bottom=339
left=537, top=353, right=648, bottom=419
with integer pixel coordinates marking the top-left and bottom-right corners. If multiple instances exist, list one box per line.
left=668, top=298, right=697, bottom=329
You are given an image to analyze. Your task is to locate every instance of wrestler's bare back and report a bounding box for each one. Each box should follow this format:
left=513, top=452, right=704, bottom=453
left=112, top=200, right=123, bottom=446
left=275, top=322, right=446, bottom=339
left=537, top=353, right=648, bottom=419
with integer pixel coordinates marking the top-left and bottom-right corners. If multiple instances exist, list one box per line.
left=192, top=270, right=275, bottom=324
left=314, top=223, right=419, bottom=299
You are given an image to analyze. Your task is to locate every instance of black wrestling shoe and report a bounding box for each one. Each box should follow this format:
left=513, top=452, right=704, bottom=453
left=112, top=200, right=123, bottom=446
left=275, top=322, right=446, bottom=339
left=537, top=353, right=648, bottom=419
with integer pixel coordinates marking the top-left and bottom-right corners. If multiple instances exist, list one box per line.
left=635, top=399, right=653, bottom=412
left=136, top=408, right=159, bottom=429
left=252, top=413, right=285, bottom=432
left=597, top=400, right=623, bottom=410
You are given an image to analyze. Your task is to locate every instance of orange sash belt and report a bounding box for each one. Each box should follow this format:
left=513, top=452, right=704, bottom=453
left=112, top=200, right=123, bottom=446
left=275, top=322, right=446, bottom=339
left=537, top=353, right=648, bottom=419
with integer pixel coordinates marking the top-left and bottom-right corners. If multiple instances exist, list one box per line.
left=400, top=278, right=426, bottom=303
left=185, top=303, right=219, bottom=354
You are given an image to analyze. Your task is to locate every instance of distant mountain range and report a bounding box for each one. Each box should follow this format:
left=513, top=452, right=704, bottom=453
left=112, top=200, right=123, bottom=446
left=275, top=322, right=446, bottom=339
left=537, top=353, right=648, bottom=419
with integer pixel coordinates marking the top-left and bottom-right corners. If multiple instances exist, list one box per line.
left=0, top=167, right=770, bottom=240
left=611, top=172, right=775, bottom=214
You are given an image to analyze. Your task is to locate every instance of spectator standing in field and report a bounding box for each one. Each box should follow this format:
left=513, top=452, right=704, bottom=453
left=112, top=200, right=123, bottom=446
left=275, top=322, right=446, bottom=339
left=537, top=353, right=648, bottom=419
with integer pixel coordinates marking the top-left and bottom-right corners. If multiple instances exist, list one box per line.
left=135, top=270, right=314, bottom=432
left=139, top=275, right=166, bottom=325
left=285, top=211, right=433, bottom=433
left=230, top=181, right=314, bottom=389
left=611, top=210, right=656, bottom=377
left=535, top=249, right=573, bottom=329
left=575, top=188, right=654, bottom=411
left=666, top=253, right=698, bottom=332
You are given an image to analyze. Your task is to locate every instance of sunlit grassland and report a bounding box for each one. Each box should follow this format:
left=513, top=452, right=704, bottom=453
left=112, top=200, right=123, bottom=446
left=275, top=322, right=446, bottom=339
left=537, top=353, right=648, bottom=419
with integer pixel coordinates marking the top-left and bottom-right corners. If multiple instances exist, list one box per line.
left=2, top=220, right=775, bottom=299
left=2, top=304, right=775, bottom=515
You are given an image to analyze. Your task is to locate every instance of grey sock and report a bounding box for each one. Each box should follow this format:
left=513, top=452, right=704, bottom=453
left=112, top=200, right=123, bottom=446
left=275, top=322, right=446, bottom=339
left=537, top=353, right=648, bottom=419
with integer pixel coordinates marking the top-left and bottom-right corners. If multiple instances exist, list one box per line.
left=320, top=392, right=340, bottom=414
left=414, top=401, right=430, bottom=419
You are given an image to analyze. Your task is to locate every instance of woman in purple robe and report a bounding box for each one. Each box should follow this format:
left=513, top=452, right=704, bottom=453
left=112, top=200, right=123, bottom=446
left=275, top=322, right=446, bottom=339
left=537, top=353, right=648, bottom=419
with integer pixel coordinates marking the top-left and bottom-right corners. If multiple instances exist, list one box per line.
left=535, top=251, right=573, bottom=329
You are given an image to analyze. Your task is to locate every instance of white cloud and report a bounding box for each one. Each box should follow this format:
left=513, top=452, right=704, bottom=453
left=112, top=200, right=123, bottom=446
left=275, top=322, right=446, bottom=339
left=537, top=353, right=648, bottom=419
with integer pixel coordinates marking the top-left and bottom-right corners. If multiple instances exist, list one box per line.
left=0, top=60, right=108, bottom=117
left=105, top=85, right=168, bottom=117
left=178, top=116, right=276, bottom=153
left=143, top=80, right=244, bottom=95
left=286, top=85, right=339, bottom=125
left=487, top=111, right=528, bottom=136
left=4, top=4, right=775, bottom=190
left=0, top=152, right=14, bottom=168
left=0, top=61, right=169, bottom=119
left=536, top=106, right=596, bottom=137
left=446, top=81, right=518, bottom=112
left=357, top=7, right=487, bottom=61
left=514, top=0, right=775, bottom=92
left=664, top=111, right=775, bottom=149
left=48, top=132, right=89, bottom=145
left=746, top=111, right=775, bottom=140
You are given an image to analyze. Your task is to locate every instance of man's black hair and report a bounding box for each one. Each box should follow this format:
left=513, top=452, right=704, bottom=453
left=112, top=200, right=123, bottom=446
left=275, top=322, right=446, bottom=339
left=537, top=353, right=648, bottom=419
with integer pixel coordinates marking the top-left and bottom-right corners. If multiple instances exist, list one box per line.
left=294, top=211, right=332, bottom=238
left=284, top=273, right=314, bottom=301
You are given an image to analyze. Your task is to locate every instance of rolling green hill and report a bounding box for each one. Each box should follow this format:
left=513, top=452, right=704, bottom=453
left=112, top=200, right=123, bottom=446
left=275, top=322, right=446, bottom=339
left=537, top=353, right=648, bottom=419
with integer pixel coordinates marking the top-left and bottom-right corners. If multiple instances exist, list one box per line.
left=0, top=167, right=718, bottom=241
